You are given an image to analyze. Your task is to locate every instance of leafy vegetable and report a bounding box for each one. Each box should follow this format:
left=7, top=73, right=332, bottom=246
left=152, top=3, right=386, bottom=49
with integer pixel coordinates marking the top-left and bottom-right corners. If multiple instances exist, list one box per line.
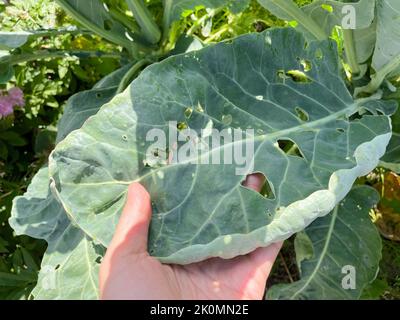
left=9, top=62, right=130, bottom=299
left=372, top=0, right=400, bottom=77
left=49, top=28, right=393, bottom=265
left=54, top=0, right=132, bottom=49
left=268, top=186, right=382, bottom=299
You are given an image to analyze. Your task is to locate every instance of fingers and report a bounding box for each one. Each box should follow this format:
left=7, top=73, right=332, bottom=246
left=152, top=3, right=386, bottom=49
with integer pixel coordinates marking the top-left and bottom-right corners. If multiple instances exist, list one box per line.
left=243, top=173, right=265, bottom=193
left=107, top=182, right=152, bottom=255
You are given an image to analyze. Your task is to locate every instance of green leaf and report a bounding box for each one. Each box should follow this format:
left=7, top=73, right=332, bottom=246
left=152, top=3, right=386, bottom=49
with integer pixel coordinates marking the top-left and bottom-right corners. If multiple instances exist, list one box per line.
left=258, top=0, right=374, bottom=39
left=294, top=231, right=313, bottom=273
left=381, top=108, right=400, bottom=172
left=9, top=167, right=69, bottom=242
left=35, top=129, right=57, bottom=155
left=356, top=0, right=400, bottom=95
left=353, top=20, right=377, bottom=65
left=0, top=27, right=81, bottom=51
left=49, top=28, right=392, bottom=264
left=258, top=0, right=376, bottom=73
left=56, top=87, right=118, bottom=143
left=163, top=0, right=250, bottom=32
left=55, top=0, right=132, bottom=49
left=0, top=59, right=14, bottom=84
left=20, top=247, right=39, bottom=271
left=372, top=0, right=400, bottom=76
left=31, top=225, right=103, bottom=300
left=267, top=186, right=382, bottom=299
left=0, top=237, right=8, bottom=253
left=0, top=132, right=27, bottom=147
left=93, top=63, right=133, bottom=89
left=9, top=64, right=130, bottom=299
left=10, top=167, right=102, bottom=299
left=0, top=272, right=36, bottom=287
left=125, top=0, right=161, bottom=44
left=301, top=0, right=375, bottom=35
left=0, top=140, right=8, bottom=160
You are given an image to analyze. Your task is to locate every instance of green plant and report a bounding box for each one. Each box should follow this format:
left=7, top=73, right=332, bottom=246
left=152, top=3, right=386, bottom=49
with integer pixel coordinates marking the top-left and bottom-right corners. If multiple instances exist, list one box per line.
left=3, top=0, right=400, bottom=300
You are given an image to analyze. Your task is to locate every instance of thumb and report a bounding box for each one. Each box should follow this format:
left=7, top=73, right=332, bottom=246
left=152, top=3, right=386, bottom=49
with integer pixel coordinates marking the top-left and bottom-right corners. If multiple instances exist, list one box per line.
left=107, top=182, right=152, bottom=255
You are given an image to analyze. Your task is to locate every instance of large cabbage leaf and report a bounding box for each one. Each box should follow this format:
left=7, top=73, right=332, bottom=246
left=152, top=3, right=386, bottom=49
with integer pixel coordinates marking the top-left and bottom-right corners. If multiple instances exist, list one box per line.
left=9, top=167, right=102, bottom=300
left=267, top=186, right=382, bottom=299
left=49, top=28, right=393, bottom=264
left=8, top=64, right=129, bottom=299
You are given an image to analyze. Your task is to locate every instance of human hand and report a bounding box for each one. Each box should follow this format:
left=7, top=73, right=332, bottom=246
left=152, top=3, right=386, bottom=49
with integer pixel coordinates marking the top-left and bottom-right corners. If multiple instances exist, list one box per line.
left=99, top=173, right=282, bottom=300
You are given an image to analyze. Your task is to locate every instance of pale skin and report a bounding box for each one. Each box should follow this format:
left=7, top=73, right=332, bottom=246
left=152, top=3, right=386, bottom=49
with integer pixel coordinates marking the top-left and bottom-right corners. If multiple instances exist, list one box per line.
left=99, top=173, right=282, bottom=300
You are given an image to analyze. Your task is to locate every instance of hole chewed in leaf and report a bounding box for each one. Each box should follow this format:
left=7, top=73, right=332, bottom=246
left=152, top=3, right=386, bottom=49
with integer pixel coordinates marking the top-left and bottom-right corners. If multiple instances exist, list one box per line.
left=295, top=107, right=309, bottom=122
left=321, top=4, right=333, bottom=12
left=300, top=59, right=312, bottom=72
left=177, top=122, right=188, bottom=130
left=286, top=70, right=312, bottom=83
left=104, top=20, right=113, bottom=31
left=315, top=48, right=324, bottom=59
left=241, top=172, right=275, bottom=200
left=184, top=107, right=193, bottom=119
left=276, top=139, right=304, bottom=158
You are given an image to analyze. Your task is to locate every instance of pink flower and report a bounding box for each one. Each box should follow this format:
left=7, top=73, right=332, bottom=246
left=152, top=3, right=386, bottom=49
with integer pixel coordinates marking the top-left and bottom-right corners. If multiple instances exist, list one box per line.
left=0, top=96, right=14, bottom=117
left=8, top=87, right=25, bottom=107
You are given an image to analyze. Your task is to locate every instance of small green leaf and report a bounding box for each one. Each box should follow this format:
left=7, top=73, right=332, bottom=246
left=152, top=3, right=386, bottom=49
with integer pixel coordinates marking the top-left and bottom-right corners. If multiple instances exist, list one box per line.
left=0, top=132, right=27, bottom=147
left=294, top=231, right=313, bottom=274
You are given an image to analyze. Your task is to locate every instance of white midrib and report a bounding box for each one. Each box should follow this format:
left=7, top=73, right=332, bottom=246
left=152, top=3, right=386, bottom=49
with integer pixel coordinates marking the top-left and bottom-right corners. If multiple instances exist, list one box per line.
left=289, top=205, right=339, bottom=299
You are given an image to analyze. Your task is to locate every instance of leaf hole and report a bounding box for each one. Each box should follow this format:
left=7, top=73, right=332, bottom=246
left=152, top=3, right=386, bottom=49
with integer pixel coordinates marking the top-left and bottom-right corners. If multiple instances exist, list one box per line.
left=95, top=256, right=102, bottom=264
left=294, top=107, right=309, bottom=122
left=96, top=93, right=102, bottom=98
left=55, top=264, right=60, bottom=270
left=276, top=139, right=304, bottom=158
left=104, top=20, right=113, bottom=31
left=184, top=107, right=193, bottom=119
left=300, top=59, right=312, bottom=72
left=336, top=128, right=345, bottom=133
left=315, top=48, right=323, bottom=59
left=177, top=122, right=188, bottom=131
left=285, top=70, right=312, bottom=83
left=254, top=21, right=267, bottom=32
left=321, top=4, right=333, bottom=12
left=241, top=172, right=275, bottom=200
